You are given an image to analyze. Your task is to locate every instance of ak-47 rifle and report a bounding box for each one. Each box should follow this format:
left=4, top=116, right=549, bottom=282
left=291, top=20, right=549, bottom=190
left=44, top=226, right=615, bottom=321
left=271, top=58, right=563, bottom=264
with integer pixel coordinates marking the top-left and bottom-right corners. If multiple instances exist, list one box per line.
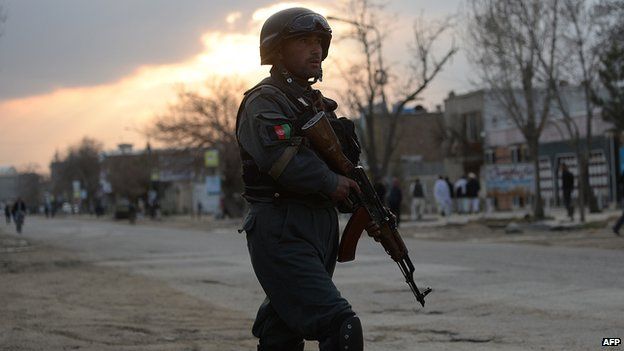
left=301, top=112, right=432, bottom=307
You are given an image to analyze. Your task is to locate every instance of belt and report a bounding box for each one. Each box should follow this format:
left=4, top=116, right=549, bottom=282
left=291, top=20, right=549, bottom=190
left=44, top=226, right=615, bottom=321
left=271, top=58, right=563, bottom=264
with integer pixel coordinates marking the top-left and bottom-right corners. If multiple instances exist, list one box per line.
left=243, top=188, right=333, bottom=208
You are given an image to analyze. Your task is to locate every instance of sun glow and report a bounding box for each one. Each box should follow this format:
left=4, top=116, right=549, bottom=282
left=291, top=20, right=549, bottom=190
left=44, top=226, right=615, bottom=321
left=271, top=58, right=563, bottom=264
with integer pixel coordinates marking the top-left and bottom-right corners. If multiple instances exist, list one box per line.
left=0, top=1, right=345, bottom=169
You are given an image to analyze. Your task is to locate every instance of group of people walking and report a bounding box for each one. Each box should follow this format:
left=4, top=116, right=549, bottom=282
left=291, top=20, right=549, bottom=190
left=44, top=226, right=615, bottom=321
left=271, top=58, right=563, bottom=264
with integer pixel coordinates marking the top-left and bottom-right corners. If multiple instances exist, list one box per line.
left=373, top=173, right=482, bottom=223
left=433, top=173, right=481, bottom=217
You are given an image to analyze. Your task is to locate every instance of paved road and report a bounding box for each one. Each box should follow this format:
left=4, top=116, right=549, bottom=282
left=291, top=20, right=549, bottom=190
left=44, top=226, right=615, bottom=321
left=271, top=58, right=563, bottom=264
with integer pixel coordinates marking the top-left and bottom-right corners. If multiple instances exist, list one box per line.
left=14, top=217, right=624, bottom=350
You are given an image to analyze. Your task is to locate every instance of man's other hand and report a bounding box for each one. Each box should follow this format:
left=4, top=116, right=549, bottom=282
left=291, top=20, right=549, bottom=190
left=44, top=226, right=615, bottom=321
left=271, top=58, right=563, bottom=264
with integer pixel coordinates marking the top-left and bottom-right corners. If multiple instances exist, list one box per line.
left=329, top=175, right=360, bottom=202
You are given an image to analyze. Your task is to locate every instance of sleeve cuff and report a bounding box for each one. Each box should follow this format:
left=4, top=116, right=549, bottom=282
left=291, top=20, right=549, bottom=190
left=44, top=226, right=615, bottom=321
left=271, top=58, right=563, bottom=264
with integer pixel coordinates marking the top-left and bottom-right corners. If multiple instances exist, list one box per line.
left=320, top=171, right=339, bottom=196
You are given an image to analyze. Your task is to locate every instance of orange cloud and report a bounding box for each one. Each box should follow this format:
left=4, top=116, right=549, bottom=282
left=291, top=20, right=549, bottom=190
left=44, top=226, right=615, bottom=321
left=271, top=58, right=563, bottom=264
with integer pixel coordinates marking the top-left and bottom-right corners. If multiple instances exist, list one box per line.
left=0, top=0, right=437, bottom=171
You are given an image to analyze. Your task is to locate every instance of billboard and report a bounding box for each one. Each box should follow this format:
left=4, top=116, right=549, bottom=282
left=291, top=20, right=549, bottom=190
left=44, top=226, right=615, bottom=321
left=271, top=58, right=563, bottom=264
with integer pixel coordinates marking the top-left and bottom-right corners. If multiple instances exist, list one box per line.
left=485, top=163, right=534, bottom=193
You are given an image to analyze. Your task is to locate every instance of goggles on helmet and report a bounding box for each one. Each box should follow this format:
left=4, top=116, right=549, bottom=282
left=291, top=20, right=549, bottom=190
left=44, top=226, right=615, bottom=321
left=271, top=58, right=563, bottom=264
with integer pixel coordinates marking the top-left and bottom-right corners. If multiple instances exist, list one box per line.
left=286, top=13, right=332, bottom=35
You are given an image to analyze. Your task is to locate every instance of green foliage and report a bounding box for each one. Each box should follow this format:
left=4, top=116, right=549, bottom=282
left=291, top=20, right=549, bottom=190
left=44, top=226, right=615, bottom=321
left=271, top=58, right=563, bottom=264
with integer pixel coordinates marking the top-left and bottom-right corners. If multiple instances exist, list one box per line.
left=594, top=42, right=624, bottom=131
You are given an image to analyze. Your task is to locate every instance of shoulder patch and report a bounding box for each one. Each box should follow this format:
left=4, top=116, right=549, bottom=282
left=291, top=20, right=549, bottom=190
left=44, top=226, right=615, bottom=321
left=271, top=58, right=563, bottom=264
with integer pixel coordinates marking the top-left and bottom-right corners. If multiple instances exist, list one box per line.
left=267, top=123, right=292, bottom=140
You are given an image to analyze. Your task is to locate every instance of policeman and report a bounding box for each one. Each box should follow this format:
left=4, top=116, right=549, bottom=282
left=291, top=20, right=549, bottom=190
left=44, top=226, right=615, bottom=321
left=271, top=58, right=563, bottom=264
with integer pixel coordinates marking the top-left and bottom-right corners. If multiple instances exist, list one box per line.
left=236, top=7, right=366, bottom=351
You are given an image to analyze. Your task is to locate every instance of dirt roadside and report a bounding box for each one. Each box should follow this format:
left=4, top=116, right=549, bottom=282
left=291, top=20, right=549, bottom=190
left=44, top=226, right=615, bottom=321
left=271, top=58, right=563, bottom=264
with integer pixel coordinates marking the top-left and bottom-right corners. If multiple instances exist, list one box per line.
left=401, top=220, right=624, bottom=250
left=0, top=231, right=256, bottom=351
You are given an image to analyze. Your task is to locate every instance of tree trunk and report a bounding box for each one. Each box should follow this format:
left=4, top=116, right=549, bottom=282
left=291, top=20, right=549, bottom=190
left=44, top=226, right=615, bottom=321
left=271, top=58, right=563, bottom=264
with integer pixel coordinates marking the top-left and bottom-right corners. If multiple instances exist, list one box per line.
left=583, top=141, right=600, bottom=214
left=576, top=146, right=586, bottom=222
left=529, top=137, right=544, bottom=219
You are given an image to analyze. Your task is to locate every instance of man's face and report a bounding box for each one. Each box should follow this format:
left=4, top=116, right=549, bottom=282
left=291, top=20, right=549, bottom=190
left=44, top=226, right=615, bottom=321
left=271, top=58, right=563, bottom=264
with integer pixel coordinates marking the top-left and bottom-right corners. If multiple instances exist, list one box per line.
left=279, top=34, right=324, bottom=80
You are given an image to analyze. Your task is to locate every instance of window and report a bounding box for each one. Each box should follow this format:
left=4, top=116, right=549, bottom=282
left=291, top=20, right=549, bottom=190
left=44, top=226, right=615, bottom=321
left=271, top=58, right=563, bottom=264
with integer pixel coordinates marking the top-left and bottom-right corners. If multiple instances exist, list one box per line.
left=510, top=146, right=524, bottom=163
left=485, top=149, right=496, bottom=164
left=464, top=112, right=481, bottom=142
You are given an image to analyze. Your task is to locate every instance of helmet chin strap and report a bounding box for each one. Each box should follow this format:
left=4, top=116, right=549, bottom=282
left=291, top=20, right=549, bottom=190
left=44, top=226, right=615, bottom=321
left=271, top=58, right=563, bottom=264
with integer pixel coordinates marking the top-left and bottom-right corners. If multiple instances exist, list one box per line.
left=280, top=66, right=322, bottom=85
left=308, top=68, right=323, bottom=84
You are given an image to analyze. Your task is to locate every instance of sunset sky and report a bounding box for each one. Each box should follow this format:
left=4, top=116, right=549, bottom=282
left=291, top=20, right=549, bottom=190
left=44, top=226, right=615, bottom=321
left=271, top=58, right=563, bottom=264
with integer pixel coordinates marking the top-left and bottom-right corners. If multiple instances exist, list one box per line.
left=0, top=0, right=468, bottom=172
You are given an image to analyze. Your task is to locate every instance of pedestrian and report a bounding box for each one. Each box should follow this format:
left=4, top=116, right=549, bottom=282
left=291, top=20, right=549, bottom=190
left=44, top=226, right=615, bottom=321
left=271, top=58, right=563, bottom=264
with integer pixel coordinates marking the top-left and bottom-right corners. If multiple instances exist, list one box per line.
left=434, top=176, right=452, bottom=216
left=466, top=172, right=481, bottom=213
left=387, top=177, right=403, bottom=227
left=4, top=202, right=11, bottom=224
left=613, top=172, right=624, bottom=236
left=128, top=202, right=136, bottom=224
left=454, top=175, right=468, bottom=214
left=374, top=178, right=387, bottom=206
left=560, top=163, right=574, bottom=220
left=410, top=178, right=425, bottom=221
left=11, top=198, right=27, bottom=233
left=236, top=8, right=379, bottom=350
left=612, top=210, right=624, bottom=236
left=197, top=201, right=203, bottom=220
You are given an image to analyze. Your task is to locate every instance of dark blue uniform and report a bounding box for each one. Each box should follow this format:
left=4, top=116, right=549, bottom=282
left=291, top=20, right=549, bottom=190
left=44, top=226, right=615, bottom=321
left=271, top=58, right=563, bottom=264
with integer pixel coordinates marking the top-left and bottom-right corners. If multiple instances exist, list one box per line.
left=237, top=65, right=356, bottom=350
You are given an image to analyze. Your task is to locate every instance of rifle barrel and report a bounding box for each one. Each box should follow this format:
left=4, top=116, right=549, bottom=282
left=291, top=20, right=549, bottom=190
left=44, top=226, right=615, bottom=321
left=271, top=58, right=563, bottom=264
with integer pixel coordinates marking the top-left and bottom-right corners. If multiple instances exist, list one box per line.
left=397, top=257, right=432, bottom=307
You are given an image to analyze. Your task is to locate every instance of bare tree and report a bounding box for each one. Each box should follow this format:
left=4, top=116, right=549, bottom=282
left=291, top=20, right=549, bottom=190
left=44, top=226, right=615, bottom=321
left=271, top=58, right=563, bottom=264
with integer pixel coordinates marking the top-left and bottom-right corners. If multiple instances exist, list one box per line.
left=0, top=3, right=6, bottom=38
left=51, top=138, right=103, bottom=211
left=542, top=0, right=604, bottom=222
left=330, top=0, right=457, bottom=179
left=16, top=163, right=43, bottom=210
left=467, top=0, right=560, bottom=219
left=151, top=78, right=244, bottom=210
left=103, top=153, right=151, bottom=202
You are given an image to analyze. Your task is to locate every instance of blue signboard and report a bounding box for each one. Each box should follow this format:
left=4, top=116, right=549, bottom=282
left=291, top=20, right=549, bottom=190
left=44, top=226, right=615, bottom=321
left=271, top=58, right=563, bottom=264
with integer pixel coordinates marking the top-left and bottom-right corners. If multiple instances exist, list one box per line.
left=485, top=163, right=535, bottom=192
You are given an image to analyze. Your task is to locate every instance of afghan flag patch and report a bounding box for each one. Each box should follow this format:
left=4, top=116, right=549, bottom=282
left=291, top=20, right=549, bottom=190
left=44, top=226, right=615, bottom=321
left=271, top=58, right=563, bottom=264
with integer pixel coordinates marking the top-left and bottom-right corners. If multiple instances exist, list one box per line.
left=269, top=123, right=291, bottom=140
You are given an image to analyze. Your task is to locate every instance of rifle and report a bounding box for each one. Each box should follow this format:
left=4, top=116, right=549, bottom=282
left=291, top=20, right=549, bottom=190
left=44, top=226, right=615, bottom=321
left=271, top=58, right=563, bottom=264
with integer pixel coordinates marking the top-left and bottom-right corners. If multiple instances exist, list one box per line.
left=301, top=112, right=432, bottom=307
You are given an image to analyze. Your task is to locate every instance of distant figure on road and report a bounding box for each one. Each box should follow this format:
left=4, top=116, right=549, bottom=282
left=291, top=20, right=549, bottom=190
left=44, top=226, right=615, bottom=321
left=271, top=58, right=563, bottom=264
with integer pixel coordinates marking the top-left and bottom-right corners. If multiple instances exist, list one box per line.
left=612, top=210, right=624, bottom=236
left=560, top=163, right=574, bottom=220
left=466, top=172, right=481, bottom=213
left=11, top=198, right=27, bottom=233
left=4, top=202, right=11, bottom=224
left=197, top=201, right=203, bottom=220
left=374, top=179, right=387, bottom=206
left=612, top=173, right=624, bottom=236
left=387, top=178, right=403, bottom=227
left=444, top=176, right=454, bottom=200
left=434, top=176, right=452, bottom=217
left=454, top=175, right=468, bottom=214
left=410, top=178, right=425, bottom=221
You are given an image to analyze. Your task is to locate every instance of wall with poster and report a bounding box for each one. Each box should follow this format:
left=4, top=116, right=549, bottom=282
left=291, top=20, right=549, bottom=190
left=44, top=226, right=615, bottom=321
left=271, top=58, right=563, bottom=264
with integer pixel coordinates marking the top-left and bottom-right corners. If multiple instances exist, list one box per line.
left=193, top=175, right=221, bottom=215
left=485, top=163, right=534, bottom=193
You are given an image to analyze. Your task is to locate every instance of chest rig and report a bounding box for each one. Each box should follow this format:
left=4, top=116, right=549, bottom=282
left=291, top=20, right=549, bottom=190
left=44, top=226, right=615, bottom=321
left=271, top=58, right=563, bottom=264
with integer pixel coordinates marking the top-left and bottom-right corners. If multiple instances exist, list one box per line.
left=236, top=74, right=329, bottom=202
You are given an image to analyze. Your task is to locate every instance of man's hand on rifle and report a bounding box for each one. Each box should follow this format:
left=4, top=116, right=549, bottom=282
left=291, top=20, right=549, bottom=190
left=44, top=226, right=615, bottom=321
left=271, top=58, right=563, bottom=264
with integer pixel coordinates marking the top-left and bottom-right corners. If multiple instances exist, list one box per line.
left=329, top=175, right=360, bottom=202
left=365, top=209, right=397, bottom=242
left=365, top=221, right=381, bottom=242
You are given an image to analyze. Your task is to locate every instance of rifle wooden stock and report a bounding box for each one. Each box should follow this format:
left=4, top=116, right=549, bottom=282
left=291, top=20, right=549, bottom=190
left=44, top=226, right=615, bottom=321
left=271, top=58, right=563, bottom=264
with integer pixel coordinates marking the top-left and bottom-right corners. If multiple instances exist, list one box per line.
left=337, top=206, right=370, bottom=262
left=301, top=112, right=354, bottom=175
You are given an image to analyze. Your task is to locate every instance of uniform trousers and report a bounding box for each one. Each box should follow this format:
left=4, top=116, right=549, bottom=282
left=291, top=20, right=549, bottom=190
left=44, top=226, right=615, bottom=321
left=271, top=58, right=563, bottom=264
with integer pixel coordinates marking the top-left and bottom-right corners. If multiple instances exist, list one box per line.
left=243, top=201, right=354, bottom=348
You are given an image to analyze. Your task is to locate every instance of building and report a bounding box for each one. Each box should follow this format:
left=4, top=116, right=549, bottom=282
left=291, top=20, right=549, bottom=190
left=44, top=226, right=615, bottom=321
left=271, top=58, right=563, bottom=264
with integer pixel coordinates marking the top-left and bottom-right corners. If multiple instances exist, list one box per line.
left=100, top=144, right=223, bottom=216
left=480, top=86, right=617, bottom=210
left=358, top=105, right=447, bottom=212
left=0, top=166, right=18, bottom=204
left=443, top=90, right=486, bottom=180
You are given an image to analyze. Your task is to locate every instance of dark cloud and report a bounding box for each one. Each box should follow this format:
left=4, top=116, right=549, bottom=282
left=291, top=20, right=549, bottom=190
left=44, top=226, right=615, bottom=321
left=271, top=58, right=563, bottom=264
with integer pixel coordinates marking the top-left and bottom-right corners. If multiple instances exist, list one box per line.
left=0, top=0, right=271, bottom=100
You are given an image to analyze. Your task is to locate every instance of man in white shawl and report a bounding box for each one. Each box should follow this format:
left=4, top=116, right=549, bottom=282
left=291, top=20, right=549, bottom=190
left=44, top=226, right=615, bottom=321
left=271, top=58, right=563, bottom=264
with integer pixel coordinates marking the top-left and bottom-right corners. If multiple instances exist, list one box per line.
left=434, top=176, right=452, bottom=216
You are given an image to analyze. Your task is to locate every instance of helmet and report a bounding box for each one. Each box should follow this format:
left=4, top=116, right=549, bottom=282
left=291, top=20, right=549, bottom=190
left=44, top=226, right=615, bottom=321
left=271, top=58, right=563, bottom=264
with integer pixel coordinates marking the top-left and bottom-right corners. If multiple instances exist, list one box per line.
left=259, top=7, right=332, bottom=65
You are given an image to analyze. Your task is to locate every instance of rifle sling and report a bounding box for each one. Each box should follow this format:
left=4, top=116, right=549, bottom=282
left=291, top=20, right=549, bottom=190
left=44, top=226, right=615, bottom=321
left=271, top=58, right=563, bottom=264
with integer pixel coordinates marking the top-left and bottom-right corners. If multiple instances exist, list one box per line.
left=268, top=136, right=303, bottom=180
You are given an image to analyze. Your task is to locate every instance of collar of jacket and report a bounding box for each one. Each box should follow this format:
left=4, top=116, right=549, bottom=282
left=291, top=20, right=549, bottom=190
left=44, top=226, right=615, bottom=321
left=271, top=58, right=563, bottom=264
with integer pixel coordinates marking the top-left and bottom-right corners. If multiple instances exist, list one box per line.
left=270, top=64, right=313, bottom=97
